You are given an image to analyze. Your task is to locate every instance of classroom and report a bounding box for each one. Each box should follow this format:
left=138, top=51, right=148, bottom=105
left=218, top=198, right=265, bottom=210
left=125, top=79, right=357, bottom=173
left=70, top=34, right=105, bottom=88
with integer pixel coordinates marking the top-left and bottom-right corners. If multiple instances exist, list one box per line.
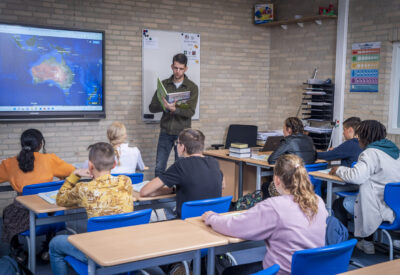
left=1, top=0, right=400, bottom=274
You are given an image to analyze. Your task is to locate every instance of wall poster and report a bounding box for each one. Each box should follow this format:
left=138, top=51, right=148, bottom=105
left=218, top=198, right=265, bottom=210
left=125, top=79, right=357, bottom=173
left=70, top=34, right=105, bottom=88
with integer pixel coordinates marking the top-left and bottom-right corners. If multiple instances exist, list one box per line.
left=350, top=41, right=380, bottom=92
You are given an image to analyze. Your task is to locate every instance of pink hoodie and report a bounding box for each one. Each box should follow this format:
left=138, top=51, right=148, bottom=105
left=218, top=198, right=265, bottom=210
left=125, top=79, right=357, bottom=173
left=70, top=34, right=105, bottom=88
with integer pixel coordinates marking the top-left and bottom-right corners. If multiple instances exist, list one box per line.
left=205, top=195, right=328, bottom=274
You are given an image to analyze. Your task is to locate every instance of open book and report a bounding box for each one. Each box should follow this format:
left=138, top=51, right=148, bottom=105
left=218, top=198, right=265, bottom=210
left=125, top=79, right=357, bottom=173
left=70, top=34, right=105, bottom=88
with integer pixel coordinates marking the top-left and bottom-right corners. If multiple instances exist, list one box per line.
left=157, top=78, right=191, bottom=111
left=38, top=190, right=58, bottom=204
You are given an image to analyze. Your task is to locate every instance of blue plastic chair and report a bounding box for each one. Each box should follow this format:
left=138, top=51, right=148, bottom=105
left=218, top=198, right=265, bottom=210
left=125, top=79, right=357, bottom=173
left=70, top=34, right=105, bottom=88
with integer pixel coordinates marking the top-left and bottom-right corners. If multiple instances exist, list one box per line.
left=305, top=163, right=328, bottom=196
left=379, top=182, right=400, bottom=260
left=111, top=173, right=144, bottom=184
left=291, top=239, right=357, bottom=275
left=252, top=264, right=280, bottom=275
left=65, top=209, right=152, bottom=275
left=180, top=196, right=234, bottom=275
left=20, top=180, right=67, bottom=269
left=181, top=196, right=233, bottom=219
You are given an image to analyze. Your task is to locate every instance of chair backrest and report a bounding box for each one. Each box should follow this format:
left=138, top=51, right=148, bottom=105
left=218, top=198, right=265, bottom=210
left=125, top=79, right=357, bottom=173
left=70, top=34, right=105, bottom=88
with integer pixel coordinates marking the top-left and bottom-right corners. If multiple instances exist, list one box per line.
left=291, top=239, right=357, bottom=275
left=181, top=196, right=233, bottom=220
left=383, top=182, right=400, bottom=229
left=111, top=173, right=144, bottom=184
left=22, top=180, right=65, bottom=195
left=305, top=162, right=328, bottom=172
left=225, top=124, right=258, bottom=149
left=87, top=209, right=152, bottom=232
left=252, top=264, right=280, bottom=275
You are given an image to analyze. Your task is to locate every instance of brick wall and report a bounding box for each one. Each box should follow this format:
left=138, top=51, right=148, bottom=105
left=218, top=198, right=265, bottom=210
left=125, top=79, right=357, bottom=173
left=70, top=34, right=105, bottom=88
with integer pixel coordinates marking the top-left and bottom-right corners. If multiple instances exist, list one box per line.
left=0, top=0, right=270, bottom=179
left=267, top=0, right=338, bottom=130
left=344, top=0, right=400, bottom=144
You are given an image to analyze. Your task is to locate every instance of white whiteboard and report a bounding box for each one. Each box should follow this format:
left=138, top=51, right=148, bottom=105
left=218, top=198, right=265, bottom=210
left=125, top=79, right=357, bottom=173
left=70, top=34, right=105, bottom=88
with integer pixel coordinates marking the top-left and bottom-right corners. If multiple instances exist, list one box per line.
left=142, top=29, right=200, bottom=122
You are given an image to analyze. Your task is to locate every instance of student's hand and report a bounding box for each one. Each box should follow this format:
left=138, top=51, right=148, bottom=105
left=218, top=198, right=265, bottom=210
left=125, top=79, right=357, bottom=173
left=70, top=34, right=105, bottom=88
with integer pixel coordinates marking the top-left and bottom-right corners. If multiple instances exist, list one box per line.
left=329, top=166, right=339, bottom=175
left=328, top=147, right=335, bottom=151
left=202, top=211, right=216, bottom=221
left=74, top=168, right=92, bottom=178
left=162, top=97, right=177, bottom=112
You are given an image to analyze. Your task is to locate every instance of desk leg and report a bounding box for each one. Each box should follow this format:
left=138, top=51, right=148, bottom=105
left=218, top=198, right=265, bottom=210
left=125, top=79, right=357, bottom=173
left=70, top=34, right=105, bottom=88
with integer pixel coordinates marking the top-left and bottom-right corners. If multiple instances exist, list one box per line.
left=29, top=210, right=36, bottom=273
left=88, top=259, right=96, bottom=275
left=256, top=166, right=261, bottom=191
left=193, top=249, right=201, bottom=275
left=207, top=247, right=216, bottom=275
left=238, top=162, right=243, bottom=198
left=326, top=181, right=333, bottom=216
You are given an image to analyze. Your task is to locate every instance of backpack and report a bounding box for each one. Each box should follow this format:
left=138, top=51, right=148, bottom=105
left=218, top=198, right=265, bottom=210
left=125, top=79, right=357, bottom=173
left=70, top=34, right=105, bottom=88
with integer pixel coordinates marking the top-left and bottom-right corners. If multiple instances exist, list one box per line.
left=0, top=256, right=32, bottom=275
left=234, top=190, right=263, bottom=211
left=325, top=215, right=349, bottom=246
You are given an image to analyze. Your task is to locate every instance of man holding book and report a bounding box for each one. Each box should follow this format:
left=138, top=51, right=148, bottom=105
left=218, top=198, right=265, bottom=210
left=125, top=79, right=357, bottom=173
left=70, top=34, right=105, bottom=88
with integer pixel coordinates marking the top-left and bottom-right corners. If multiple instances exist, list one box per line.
left=149, top=53, right=199, bottom=177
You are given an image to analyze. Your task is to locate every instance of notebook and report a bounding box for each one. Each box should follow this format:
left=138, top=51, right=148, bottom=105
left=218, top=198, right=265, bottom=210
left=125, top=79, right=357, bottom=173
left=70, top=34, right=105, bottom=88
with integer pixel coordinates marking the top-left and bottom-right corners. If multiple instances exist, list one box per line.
left=132, top=181, right=150, bottom=193
left=260, top=136, right=283, bottom=152
left=38, top=190, right=58, bottom=204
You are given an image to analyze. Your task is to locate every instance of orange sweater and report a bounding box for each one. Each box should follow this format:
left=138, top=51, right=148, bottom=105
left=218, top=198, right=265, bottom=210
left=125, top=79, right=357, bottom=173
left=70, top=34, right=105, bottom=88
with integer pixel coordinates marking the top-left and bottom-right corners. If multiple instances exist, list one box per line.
left=0, top=152, right=75, bottom=193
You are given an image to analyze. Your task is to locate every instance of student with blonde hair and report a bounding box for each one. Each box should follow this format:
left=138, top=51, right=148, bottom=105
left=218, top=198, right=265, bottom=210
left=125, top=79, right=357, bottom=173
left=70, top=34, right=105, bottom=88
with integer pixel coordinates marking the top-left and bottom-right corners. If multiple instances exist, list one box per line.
left=202, top=154, right=328, bottom=275
left=107, top=121, right=146, bottom=174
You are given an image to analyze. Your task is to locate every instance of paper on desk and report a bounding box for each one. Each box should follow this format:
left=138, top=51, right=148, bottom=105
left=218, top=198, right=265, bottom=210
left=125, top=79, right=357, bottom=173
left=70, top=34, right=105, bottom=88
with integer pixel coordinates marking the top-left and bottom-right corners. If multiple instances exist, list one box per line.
left=317, top=168, right=331, bottom=174
left=38, top=190, right=58, bottom=204
left=251, top=154, right=269, bottom=161
left=132, top=181, right=150, bottom=192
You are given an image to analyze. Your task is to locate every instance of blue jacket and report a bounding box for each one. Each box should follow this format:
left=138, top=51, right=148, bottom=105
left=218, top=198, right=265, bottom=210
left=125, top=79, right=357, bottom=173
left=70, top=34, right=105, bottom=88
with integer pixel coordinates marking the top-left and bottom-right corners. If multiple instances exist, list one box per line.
left=317, top=138, right=362, bottom=167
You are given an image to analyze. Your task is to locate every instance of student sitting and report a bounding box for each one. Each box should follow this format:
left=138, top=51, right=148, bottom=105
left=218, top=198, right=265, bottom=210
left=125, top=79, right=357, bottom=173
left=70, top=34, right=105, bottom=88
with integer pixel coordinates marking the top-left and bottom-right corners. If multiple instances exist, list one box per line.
left=203, top=154, right=328, bottom=275
left=49, top=142, right=133, bottom=275
left=268, top=117, right=316, bottom=165
left=107, top=121, right=147, bottom=174
left=317, top=117, right=363, bottom=167
left=330, top=120, right=400, bottom=254
left=0, top=129, right=74, bottom=262
left=140, top=128, right=223, bottom=218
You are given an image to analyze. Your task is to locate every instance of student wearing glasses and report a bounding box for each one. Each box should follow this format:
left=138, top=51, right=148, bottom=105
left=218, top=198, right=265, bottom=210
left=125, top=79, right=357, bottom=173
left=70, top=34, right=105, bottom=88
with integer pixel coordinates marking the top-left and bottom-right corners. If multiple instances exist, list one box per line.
left=140, top=128, right=224, bottom=218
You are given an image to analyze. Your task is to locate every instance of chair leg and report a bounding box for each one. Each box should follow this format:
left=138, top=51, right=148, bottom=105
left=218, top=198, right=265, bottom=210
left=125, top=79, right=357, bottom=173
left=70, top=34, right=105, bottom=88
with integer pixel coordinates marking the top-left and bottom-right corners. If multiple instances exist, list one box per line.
left=225, top=252, right=238, bottom=266
left=66, top=227, right=77, bottom=235
left=381, top=229, right=393, bottom=260
left=25, top=236, right=31, bottom=270
left=183, top=260, right=190, bottom=275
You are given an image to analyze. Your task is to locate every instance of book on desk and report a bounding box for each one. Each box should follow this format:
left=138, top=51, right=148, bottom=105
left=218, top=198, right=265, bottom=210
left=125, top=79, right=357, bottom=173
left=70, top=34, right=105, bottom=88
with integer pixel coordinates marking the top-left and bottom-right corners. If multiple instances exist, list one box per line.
left=38, top=190, right=58, bottom=204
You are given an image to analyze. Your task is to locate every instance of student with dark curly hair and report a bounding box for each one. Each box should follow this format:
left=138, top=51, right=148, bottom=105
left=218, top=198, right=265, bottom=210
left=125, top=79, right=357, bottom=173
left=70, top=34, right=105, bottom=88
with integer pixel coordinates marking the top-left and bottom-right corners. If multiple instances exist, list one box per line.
left=330, top=120, right=400, bottom=254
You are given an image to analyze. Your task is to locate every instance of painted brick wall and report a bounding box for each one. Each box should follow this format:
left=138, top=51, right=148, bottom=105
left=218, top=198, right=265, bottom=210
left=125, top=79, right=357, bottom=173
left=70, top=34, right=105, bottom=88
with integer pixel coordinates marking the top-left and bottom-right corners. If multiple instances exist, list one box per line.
left=345, top=0, right=400, bottom=144
left=267, top=0, right=338, bottom=130
left=0, top=0, right=270, bottom=179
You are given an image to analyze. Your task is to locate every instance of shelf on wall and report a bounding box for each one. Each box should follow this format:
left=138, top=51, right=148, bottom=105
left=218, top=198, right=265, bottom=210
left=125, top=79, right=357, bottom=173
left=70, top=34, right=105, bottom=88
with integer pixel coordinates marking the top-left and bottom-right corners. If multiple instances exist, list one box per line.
left=257, top=15, right=337, bottom=29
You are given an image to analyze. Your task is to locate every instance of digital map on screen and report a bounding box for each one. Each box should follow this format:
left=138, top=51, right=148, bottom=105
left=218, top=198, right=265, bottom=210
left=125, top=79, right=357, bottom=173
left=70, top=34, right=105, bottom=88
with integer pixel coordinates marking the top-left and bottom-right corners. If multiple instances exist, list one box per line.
left=0, top=26, right=103, bottom=112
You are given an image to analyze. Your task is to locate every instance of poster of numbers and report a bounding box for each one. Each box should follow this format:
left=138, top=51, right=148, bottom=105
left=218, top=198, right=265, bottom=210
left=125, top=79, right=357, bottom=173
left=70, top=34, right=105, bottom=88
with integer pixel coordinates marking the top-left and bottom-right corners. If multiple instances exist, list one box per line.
left=350, top=41, right=381, bottom=92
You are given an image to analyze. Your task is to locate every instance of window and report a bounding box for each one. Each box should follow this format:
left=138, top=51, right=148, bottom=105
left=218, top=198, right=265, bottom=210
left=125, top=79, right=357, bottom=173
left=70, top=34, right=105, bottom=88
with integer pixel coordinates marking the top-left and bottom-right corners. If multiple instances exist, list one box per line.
left=388, top=42, right=400, bottom=134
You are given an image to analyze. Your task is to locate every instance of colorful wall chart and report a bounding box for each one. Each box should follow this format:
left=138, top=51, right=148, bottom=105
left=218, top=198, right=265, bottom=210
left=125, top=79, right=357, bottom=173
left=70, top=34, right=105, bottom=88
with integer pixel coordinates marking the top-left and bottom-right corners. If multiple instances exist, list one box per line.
left=350, top=42, right=380, bottom=92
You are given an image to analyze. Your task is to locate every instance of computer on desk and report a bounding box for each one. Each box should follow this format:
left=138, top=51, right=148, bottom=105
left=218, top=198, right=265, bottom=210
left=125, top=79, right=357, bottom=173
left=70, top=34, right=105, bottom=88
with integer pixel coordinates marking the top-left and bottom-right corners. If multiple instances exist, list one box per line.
left=260, top=136, right=283, bottom=152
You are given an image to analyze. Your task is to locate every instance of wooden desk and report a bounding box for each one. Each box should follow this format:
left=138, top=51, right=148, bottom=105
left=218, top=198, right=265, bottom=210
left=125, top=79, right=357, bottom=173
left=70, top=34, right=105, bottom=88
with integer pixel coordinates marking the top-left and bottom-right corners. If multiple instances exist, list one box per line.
left=184, top=212, right=265, bottom=275
left=204, top=149, right=272, bottom=199
left=309, top=171, right=357, bottom=215
left=16, top=195, right=87, bottom=273
left=133, top=191, right=176, bottom=212
left=68, top=220, right=229, bottom=275
left=340, top=259, right=400, bottom=274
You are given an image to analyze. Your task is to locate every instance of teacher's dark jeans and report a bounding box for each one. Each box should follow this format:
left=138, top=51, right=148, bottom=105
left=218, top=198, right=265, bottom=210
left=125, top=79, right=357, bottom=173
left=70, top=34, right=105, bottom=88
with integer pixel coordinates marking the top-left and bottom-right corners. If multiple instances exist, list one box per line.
left=155, top=132, right=179, bottom=177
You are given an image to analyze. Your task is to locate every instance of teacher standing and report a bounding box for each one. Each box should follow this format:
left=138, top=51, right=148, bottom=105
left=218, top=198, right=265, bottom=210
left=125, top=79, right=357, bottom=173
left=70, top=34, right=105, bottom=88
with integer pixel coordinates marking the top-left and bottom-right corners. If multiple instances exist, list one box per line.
left=149, top=53, right=199, bottom=177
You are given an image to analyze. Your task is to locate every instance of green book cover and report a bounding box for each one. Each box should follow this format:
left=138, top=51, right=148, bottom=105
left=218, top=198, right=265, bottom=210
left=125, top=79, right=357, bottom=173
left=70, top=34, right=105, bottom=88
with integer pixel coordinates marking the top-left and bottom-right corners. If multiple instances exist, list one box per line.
left=157, top=77, right=168, bottom=112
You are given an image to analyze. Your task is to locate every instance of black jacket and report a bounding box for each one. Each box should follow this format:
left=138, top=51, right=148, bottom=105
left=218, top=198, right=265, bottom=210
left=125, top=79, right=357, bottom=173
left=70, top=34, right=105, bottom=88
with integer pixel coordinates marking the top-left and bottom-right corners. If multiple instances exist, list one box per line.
left=268, top=133, right=317, bottom=164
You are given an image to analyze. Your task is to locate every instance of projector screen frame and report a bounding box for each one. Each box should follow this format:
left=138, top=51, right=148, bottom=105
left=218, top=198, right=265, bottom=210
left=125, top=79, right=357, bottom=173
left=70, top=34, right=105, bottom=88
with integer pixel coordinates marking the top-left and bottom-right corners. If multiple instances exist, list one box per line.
left=0, top=22, right=106, bottom=122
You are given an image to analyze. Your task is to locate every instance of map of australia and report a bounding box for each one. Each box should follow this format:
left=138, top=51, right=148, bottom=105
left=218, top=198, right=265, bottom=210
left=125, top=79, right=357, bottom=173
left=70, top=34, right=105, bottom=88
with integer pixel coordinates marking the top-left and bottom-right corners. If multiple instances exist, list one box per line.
left=0, top=31, right=103, bottom=108
left=31, top=57, right=74, bottom=91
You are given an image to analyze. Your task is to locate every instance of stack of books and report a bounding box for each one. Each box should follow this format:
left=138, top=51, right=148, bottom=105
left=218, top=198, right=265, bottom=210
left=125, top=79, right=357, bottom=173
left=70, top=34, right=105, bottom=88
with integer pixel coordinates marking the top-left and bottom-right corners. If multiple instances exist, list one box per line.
left=229, top=143, right=251, bottom=158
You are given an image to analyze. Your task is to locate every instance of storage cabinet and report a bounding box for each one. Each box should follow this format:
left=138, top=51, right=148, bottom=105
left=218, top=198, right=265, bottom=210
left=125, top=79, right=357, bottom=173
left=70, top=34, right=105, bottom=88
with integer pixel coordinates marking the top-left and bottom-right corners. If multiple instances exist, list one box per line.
left=302, top=81, right=334, bottom=150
